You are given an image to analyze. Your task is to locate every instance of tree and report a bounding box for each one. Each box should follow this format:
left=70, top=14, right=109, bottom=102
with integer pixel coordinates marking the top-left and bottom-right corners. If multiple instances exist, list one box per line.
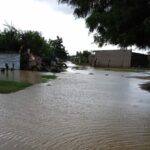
left=20, top=31, right=50, bottom=57
left=74, top=50, right=91, bottom=64
left=58, top=0, right=150, bottom=49
left=0, top=25, right=68, bottom=70
left=0, top=26, right=50, bottom=56
left=19, top=31, right=51, bottom=70
left=0, top=25, right=21, bottom=52
left=48, top=36, right=68, bottom=60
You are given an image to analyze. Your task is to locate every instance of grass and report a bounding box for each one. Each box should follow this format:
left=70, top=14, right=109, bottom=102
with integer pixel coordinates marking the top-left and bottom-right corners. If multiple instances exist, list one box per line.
left=41, top=74, right=57, bottom=82
left=0, top=80, right=32, bottom=94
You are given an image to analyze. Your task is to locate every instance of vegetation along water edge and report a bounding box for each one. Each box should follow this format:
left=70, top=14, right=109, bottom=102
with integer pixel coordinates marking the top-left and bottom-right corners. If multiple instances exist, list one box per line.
left=0, top=74, right=57, bottom=94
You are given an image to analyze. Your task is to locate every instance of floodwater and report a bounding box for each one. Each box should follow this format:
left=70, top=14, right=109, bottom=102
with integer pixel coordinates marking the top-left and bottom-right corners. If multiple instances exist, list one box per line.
left=0, top=63, right=150, bottom=150
left=0, top=70, right=41, bottom=84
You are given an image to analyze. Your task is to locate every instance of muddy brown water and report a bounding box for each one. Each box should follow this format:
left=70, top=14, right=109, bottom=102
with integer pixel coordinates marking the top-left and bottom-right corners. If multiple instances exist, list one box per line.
left=0, top=64, right=150, bottom=150
left=0, top=70, right=42, bottom=84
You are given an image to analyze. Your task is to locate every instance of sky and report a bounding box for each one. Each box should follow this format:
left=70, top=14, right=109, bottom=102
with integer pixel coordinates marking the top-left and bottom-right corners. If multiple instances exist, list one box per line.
left=0, top=0, right=120, bottom=55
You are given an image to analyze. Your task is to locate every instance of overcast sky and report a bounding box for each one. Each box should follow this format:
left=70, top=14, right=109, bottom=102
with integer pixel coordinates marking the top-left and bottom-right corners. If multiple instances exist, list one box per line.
left=0, top=0, right=120, bottom=55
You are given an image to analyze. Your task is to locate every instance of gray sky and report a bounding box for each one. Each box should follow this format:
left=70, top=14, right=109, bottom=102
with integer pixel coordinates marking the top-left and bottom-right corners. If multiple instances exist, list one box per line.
left=0, top=0, right=118, bottom=55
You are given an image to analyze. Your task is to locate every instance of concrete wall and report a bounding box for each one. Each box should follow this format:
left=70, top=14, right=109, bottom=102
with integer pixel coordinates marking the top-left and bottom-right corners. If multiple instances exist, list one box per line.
left=90, top=50, right=132, bottom=68
left=0, top=53, right=20, bottom=69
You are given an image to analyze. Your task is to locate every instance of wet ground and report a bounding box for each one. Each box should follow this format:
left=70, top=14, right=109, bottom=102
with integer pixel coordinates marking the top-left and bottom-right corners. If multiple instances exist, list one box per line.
left=0, top=63, right=150, bottom=150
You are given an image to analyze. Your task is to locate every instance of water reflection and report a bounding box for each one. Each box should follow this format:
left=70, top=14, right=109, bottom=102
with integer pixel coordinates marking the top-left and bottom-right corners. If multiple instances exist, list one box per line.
left=0, top=64, right=150, bottom=149
left=0, top=70, right=41, bottom=84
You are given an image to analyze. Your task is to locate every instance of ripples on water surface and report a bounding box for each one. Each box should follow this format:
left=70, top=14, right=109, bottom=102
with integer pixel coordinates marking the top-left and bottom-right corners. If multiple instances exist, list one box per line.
left=0, top=64, right=150, bottom=149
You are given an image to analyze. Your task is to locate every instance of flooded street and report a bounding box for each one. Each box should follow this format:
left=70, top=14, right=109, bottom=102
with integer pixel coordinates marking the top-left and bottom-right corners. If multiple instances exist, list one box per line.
left=0, top=64, right=150, bottom=150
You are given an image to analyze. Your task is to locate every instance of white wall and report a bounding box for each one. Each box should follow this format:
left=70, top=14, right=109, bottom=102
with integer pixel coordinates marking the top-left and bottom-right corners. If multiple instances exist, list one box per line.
left=0, top=53, right=20, bottom=69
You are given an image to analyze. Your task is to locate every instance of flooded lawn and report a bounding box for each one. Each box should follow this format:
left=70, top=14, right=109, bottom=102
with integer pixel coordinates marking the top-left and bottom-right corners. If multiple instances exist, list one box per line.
left=0, top=64, right=150, bottom=149
left=0, top=70, right=42, bottom=84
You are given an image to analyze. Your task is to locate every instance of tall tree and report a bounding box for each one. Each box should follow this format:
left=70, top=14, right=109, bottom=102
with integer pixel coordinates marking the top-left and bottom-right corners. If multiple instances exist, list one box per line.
left=0, top=25, right=21, bottom=52
left=59, top=0, right=150, bottom=49
left=76, top=50, right=91, bottom=64
left=20, top=31, right=50, bottom=57
left=48, top=36, right=68, bottom=60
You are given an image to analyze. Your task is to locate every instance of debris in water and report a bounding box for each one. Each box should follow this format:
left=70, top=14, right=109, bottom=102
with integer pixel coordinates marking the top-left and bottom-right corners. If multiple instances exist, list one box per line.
left=89, top=73, right=94, bottom=75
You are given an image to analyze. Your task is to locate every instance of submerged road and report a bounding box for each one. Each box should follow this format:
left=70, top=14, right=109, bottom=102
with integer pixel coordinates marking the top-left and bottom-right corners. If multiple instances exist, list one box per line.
left=0, top=65, right=150, bottom=150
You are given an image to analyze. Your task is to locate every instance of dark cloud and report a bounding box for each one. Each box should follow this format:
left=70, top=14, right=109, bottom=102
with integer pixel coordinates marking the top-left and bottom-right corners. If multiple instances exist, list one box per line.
left=36, top=0, right=73, bottom=14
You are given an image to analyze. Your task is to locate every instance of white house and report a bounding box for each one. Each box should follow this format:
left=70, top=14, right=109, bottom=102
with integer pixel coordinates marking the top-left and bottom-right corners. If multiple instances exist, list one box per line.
left=0, top=53, right=20, bottom=69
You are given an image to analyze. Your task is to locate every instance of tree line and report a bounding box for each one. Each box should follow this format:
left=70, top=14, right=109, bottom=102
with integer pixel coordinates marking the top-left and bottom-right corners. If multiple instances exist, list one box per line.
left=0, top=25, right=68, bottom=61
left=70, top=51, right=91, bottom=65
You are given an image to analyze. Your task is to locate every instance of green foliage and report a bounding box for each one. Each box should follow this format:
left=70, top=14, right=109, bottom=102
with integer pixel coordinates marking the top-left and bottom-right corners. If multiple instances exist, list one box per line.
left=0, top=26, right=21, bottom=52
left=73, top=50, right=91, bottom=65
left=0, top=25, right=68, bottom=63
left=20, top=31, right=49, bottom=56
left=48, top=36, right=68, bottom=61
left=59, top=0, right=150, bottom=49
left=0, top=25, right=51, bottom=56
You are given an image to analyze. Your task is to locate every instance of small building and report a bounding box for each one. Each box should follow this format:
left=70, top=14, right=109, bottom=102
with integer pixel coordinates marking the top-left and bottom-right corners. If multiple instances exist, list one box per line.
left=89, top=49, right=149, bottom=68
left=0, top=52, right=20, bottom=69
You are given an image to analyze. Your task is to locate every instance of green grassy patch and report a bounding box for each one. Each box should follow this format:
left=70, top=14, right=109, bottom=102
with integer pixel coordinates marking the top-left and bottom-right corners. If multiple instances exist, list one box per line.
left=0, top=80, right=32, bottom=94
left=41, top=74, right=57, bottom=82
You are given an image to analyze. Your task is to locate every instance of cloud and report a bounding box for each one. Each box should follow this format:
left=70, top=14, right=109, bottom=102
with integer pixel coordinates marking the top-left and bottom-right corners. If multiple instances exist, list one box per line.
left=35, top=0, right=73, bottom=14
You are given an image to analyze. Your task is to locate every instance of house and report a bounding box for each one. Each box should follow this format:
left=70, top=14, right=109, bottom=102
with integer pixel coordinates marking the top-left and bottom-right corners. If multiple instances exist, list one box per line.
left=89, top=49, right=149, bottom=68
left=0, top=52, right=20, bottom=70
